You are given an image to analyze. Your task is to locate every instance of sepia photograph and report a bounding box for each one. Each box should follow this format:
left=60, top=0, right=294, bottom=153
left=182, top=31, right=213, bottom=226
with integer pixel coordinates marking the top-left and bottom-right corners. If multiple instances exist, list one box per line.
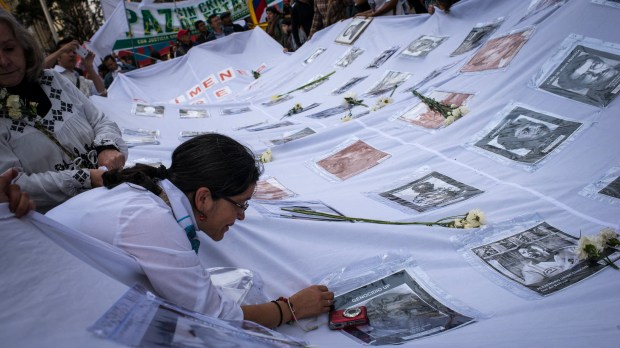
left=334, top=270, right=475, bottom=346
left=401, top=35, right=447, bottom=58
left=474, top=106, right=581, bottom=164
left=316, top=140, right=390, bottom=180
left=366, top=46, right=400, bottom=69
left=472, top=222, right=619, bottom=296
left=461, top=28, right=533, bottom=72
left=365, top=70, right=411, bottom=96
left=379, top=171, right=484, bottom=212
left=335, top=17, right=373, bottom=45
left=539, top=45, right=620, bottom=107
left=132, top=103, right=165, bottom=117
left=398, top=91, right=474, bottom=129
left=253, top=177, right=297, bottom=200
left=335, top=47, right=366, bottom=68
left=332, top=76, right=369, bottom=95
left=450, top=19, right=504, bottom=56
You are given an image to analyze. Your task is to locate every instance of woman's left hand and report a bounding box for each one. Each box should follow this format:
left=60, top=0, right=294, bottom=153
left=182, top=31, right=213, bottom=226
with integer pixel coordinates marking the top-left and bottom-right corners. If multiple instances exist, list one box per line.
left=97, top=149, right=125, bottom=170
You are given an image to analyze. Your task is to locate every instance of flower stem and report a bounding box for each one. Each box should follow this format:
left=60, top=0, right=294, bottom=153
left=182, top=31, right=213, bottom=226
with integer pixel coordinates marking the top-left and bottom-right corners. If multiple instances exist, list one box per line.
left=604, top=256, right=620, bottom=270
left=277, top=71, right=336, bottom=98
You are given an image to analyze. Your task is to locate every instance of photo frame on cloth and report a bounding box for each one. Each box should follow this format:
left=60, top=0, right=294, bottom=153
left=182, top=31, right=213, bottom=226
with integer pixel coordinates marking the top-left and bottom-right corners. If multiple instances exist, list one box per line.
left=461, top=27, right=534, bottom=73
left=179, top=107, right=209, bottom=118
left=364, top=70, right=411, bottom=97
left=303, top=47, right=327, bottom=65
left=131, top=103, right=165, bottom=117
left=332, top=76, right=369, bottom=95
left=591, top=0, right=620, bottom=9
left=335, top=17, right=372, bottom=45
left=330, top=269, right=477, bottom=345
left=450, top=17, right=504, bottom=57
left=253, top=200, right=349, bottom=222
left=269, top=127, right=316, bottom=146
left=578, top=165, right=620, bottom=206
left=220, top=106, right=251, bottom=115
left=396, top=90, right=474, bottom=130
left=374, top=171, right=484, bottom=213
left=400, top=35, right=448, bottom=58
left=253, top=177, right=297, bottom=200
left=311, top=138, right=391, bottom=181
left=459, top=221, right=620, bottom=297
left=244, top=120, right=296, bottom=132
left=470, top=104, right=582, bottom=171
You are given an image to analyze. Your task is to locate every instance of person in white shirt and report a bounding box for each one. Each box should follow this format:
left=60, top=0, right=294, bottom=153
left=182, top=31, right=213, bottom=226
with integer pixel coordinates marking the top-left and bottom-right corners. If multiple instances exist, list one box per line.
left=44, top=38, right=107, bottom=97
left=47, top=133, right=334, bottom=329
left=518, top=243, right=579, bottom=285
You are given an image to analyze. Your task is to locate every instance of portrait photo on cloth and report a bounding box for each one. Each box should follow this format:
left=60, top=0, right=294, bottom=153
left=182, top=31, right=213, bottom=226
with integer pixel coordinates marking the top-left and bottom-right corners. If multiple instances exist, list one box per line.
left=269, top=127, right=316, bottom=146
left=538, top=45, right=620, bottom=107
left=253, top=176, right=297, bottom=200
left=450, top=17, right=504, bottom=57
left=473, top=106, right=582, bottom=165
left=365, top=70, right=411, bottom=97
left=366, top=46, right=400, bottom=69
left=335, top=17, right=373, bottom=45
left=397, top=90, right=474, bottom=129
left=334, top=47, right=366, bottom=68
left=303, top=47, right=327, bottom=65
left=179, top=107, right=209, bottom=119
left=332, top=76, right=369, bottom=95
left=461, top=27, right=533, bottom=72
left=400, top=35, right=448, bottom=58
left=314, top=139, right=391, bottom=181
left=470, top=222, right=620, bottom=296
left=252, top=200, right=349, bottom=222
left=220, top=106, right=252, bottom=115
left=332, top=270, right=475, bottom=346
left=377, top=171, right=484, bottom=213
left=131, top=103, right=165, bottom=117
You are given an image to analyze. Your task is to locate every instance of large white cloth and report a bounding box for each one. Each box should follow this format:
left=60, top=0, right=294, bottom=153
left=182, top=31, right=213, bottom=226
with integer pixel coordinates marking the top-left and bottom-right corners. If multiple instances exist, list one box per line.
left=53, top=65, right=100, bottom=97
left=45, top=180, right=243, bottom=321
left=0, top=69, right=127, bottom=212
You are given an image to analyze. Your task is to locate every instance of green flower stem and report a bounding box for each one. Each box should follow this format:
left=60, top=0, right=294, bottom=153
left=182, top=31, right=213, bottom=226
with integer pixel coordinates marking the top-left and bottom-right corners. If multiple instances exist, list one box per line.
left=276, top=71, right=336, bottom=98
left=411, top=89, right=454, bottom=118
left=604, top=256, right=619, bottom=270
left=281, top=207, right=462, bottom=227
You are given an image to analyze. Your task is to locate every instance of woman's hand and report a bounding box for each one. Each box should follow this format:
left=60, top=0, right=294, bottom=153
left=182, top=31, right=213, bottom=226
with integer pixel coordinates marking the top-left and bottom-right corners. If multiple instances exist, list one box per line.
left=289, top=285, right=334, bottom=319
left=0, top=168, right=35, bottom=217
left=97, top=149, right=125, bottom=170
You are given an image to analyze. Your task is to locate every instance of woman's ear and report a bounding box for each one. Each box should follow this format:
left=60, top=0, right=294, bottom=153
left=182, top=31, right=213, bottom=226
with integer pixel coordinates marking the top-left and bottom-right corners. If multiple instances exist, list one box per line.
left=193, top=187, right=213, bottom=212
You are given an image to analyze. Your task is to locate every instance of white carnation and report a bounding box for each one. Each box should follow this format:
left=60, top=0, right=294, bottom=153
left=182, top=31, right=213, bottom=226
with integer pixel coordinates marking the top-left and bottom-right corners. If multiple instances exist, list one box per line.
left=260, top=149, right=272, bottom=163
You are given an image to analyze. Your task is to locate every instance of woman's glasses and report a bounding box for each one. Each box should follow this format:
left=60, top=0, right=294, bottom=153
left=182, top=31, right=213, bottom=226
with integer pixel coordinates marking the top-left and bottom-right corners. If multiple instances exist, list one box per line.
left=222, top=196, right=249, bottom=211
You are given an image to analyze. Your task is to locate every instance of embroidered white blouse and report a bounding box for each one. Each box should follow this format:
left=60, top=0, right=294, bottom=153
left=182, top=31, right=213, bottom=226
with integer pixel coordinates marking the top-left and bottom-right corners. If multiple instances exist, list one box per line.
left=46, top=180, right=243, bottom=321
left=0, top=69, right=127, bottom=212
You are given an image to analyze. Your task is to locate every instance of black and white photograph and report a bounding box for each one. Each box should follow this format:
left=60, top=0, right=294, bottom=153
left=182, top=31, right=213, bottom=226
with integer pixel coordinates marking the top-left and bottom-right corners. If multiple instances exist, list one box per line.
left=539, top=45, right=620, bottom=107
left=332, top=76, right=369, bottom=95
left=400, top=35, right=447, bottom=58
left=599, top=175, right=620, bottom=199
left=335, top=47, right=366, bottom=68
left=461, top=28, right=533, bottom=72
left=333, top=270, right=475, bottom=346
left=335, top=17, right=372, bottom=45
left=450, top=19, right=504, bottom=56
left=474, top=106, right=582, bottom=165
left=519, top=0, right=567, bottom=23
left=270, top=127, right=316, bottom=145
left=179, top=131, right=210, bottom=140
left=591, top=0, right=620, bottom=9
left=220, top=106, right=251, bottom=115
left=366, top=46, right=400, bottom=69
left=131, top=103, right=165, bottom=117
left=403, top=62, right=459, bottom=94
left=245, top=120, right=295, bottom=132
left=379, top=172, right=484, bottom=212
left=305, top=105, right=350, bottom=119
left=365, top=70, right=411, bottom=97
left=471, top=222, right=619, bottom=296
left=303, top=47, right=327, bottom=65
left=253, top=200, right=349, bottom=222
left=179, top=108, right=208, bottom=118
left=261, top=94, right=293, bottom=107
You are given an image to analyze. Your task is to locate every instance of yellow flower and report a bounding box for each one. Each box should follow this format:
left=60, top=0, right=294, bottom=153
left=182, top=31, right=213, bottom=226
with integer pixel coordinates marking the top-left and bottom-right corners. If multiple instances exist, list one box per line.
left=271, top=95, right=281, bottom=101
left=260, top=149, right=272, bottom=163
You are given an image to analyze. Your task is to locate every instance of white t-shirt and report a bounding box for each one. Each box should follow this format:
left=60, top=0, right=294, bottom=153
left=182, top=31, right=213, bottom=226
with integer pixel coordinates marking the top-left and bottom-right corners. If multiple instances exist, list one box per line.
left=46, top=182, right=243, bottom=321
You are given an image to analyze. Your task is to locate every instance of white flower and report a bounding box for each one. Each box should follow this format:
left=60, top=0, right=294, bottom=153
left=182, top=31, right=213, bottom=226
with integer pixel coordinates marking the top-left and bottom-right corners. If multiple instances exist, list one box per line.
left=450, top=104, right=457, bottom=108
left=7, top=95, right=20, bottom=109
left=271, top=95, right=281, bottom=101
left=463, top=221, right=480, bottom=229
left=457, top=106, right=469, bottom=116
left=341, top=114, right=352, bottom=122
left=451, top=108, right=462, bottom=118
left=380, top=97, right=393, bottom=105
left=453, top=218, right=464, bottom=228
left=598, top=228, right=618, bottom=245
left=577, top=235, right=603, bottom=260
left=466, top=209, right=486, bottom=225
left=444, top=115, right=456, bottom=126
left=294, top=102, right=302, bottom=110
left=8, top=107, right=21, bottom=120
left=370, top=105, right=380, bottom=112
left=0, top=89, right=7, bottom=99
left=260, top=149, right=272, bottom=163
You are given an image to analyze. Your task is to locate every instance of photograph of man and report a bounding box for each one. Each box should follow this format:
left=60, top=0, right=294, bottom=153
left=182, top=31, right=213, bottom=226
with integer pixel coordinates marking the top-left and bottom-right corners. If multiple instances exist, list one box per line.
left=335, top=47, right=365, bottom=68
left=540, top=45, right=620, bottom=107
left=450, top=20, right=503, bottom=56
left=474, top=106, right=581, bottom=165
left=335, top=17, right=371, bottom=45
left=401, top=36, right=447, bottom=58
left=599, top=176, right=620, bottom=199
left=332, top=76, right=368, bottom=95
left=461, top=28, right=532, bottom=72
left=366, top=70, right=411, bottom=96
left=366, top=46, right=399, bottom=68
left=517, top=243, right=579, bottom=286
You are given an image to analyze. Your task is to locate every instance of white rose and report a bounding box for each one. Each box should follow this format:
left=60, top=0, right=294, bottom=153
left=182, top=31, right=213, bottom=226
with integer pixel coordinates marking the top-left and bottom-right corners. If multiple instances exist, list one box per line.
left=8, top=107, right=21, bottom=120
left=458, top=106, right=469, bottom=116
left=7, top=95, right=20, bottom=109
left=453, top=219, right=464, bottom=228
left=577, top=236, right=600, bottom=260
left=444, top=115, right=456, bottom=126
left=451, top=108, right=462, bottom=118
left=598, top=228, right=618, bottom=244
left=466, top=209, right=486, bottom=225
left=260, top=149, right=272, bottom=163
left=341, top=114, right=352, bottom=122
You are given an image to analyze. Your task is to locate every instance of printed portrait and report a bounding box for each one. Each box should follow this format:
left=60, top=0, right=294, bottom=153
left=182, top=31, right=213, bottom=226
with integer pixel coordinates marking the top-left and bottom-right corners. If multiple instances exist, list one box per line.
left=401, top=35, right=447, bottom=58
left=461, top=28, right=532, bottom=72
left=335, top=17, right=372, bottom=45
left=317, top=140, right=390, bottom=180
left=398, top=91, right=474, bottom=129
